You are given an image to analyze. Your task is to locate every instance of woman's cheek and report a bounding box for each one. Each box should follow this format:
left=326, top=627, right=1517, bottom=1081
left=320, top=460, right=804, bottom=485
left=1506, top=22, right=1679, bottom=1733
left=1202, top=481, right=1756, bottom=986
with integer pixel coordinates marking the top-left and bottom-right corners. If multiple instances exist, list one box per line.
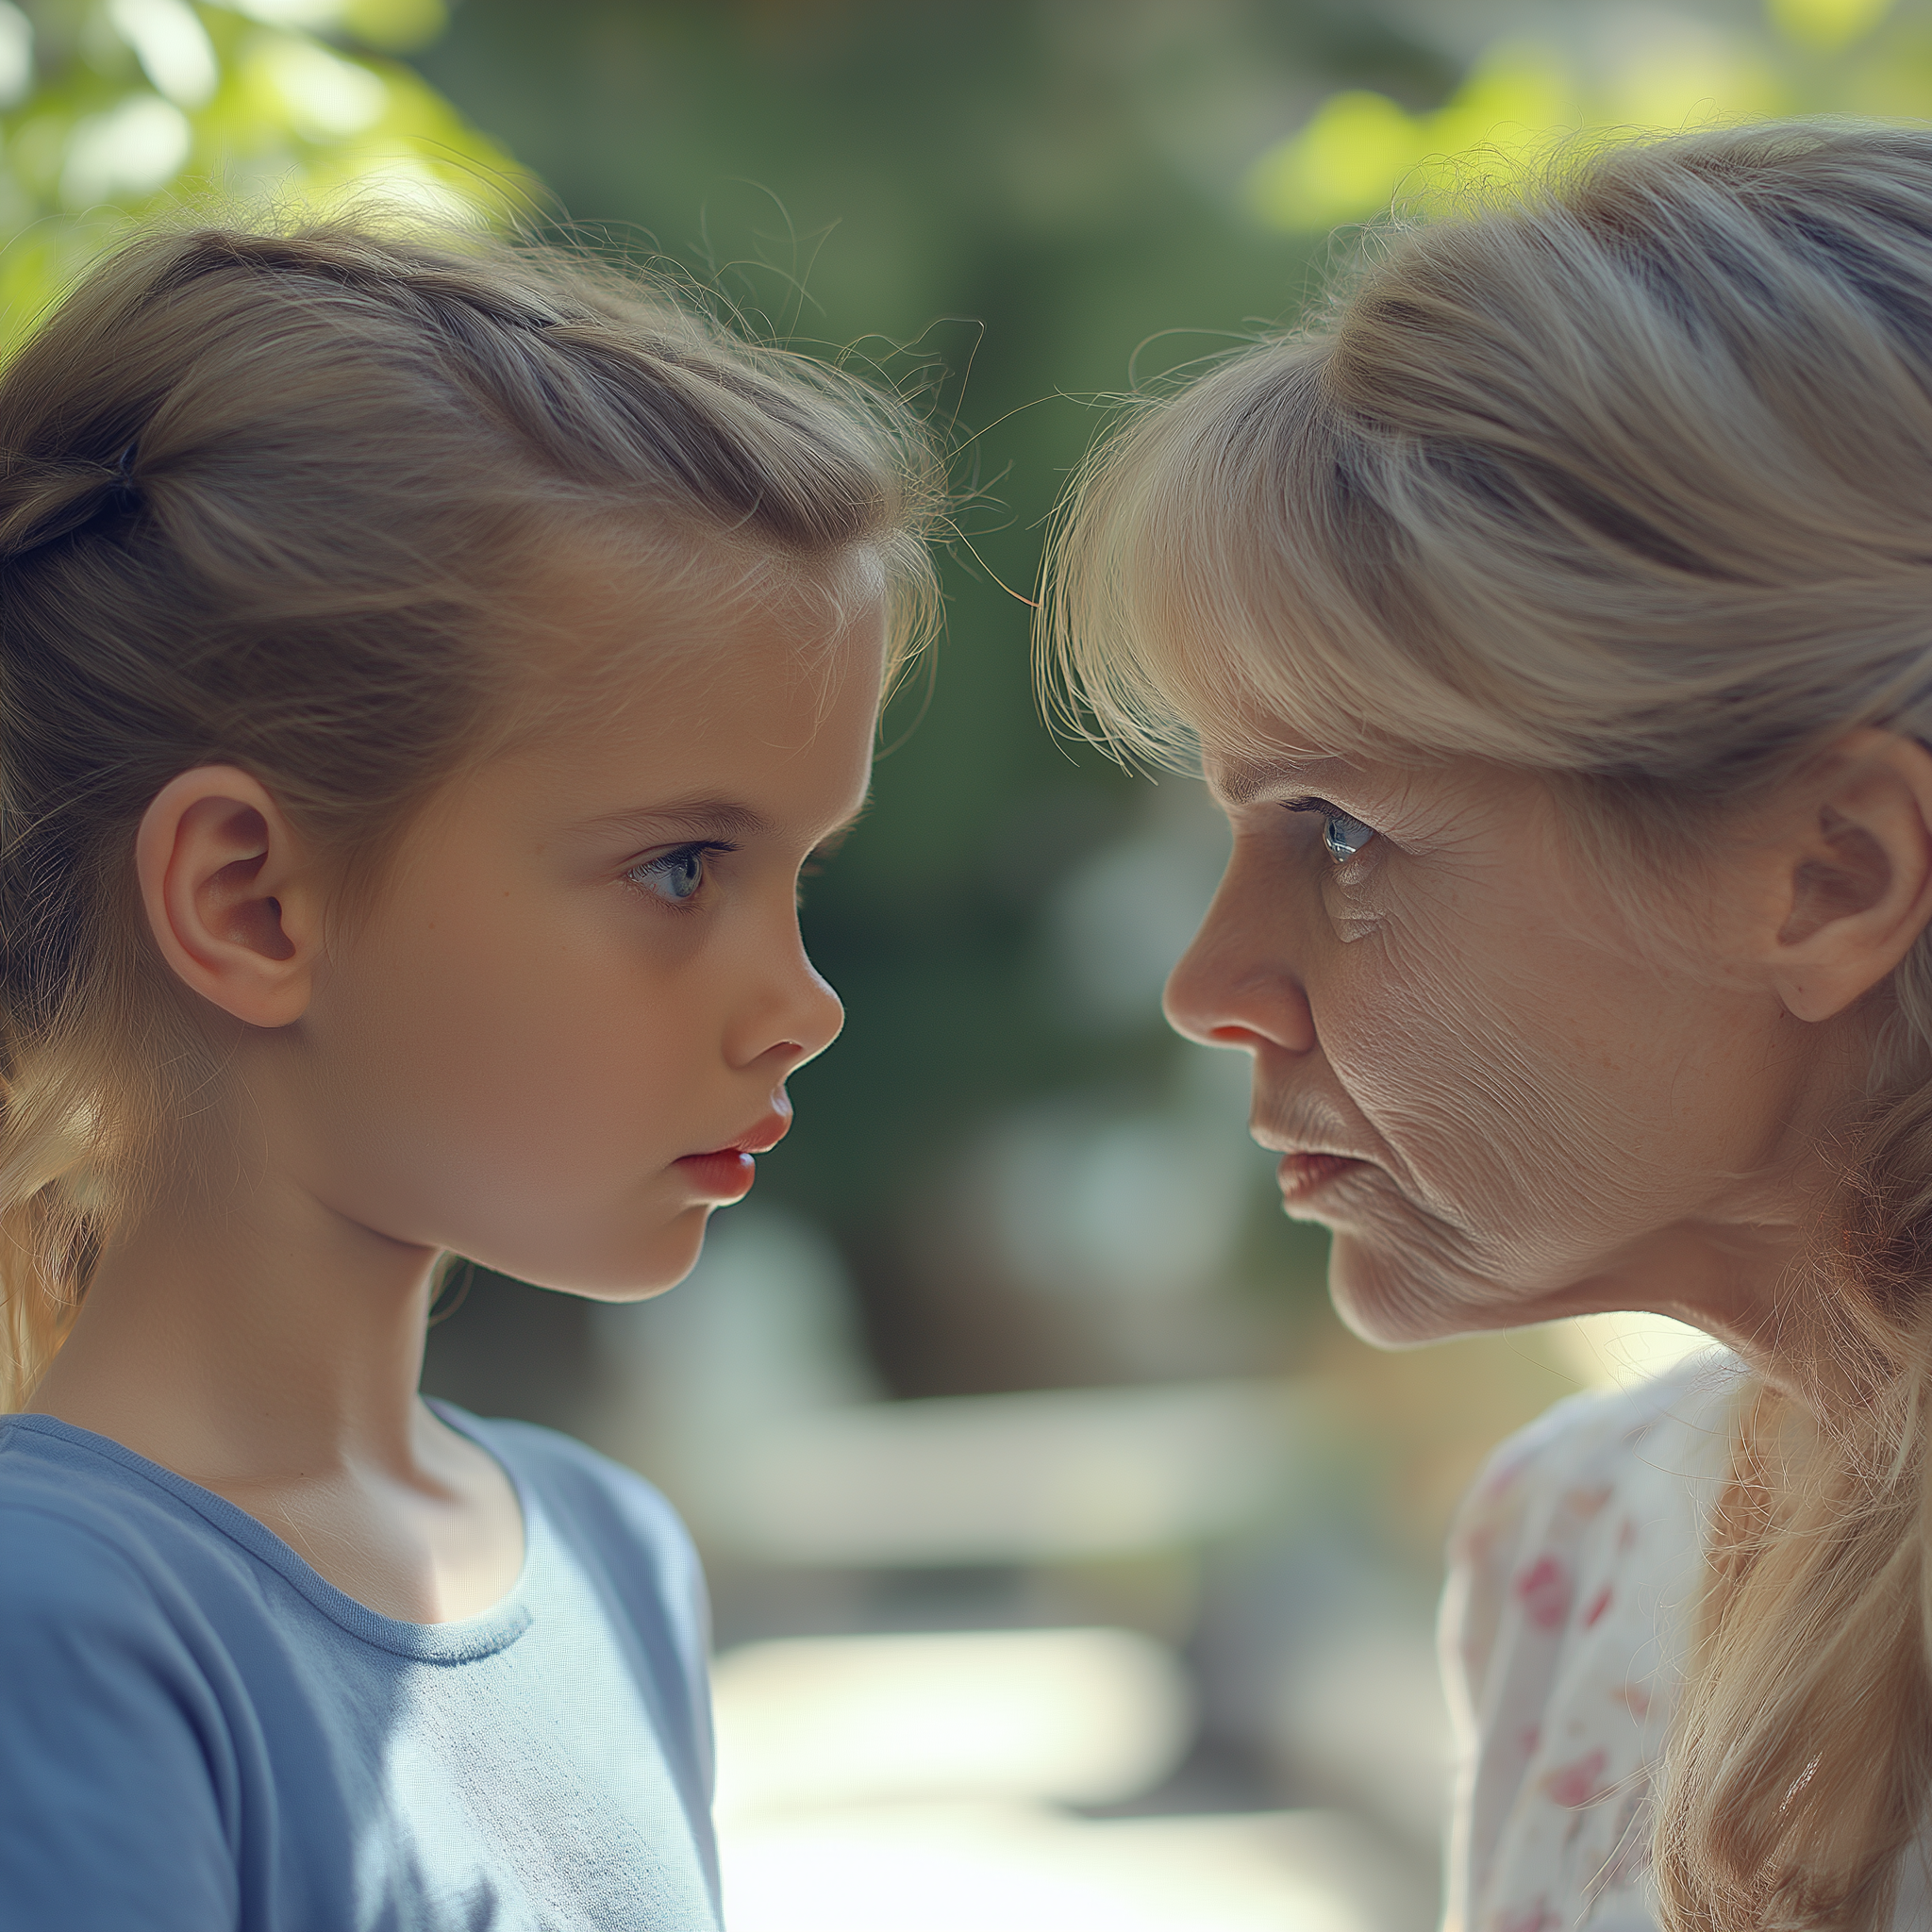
left=1317, top=864, right=1398, bottom=947
left=1326, top=925, right=1553, bottom=1198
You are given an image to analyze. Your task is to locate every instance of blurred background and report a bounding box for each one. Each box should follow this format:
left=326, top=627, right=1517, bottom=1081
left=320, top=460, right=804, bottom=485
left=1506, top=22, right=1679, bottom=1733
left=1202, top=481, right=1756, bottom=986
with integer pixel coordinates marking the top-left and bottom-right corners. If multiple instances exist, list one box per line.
left=1, top=0, right=1910, bottom=1923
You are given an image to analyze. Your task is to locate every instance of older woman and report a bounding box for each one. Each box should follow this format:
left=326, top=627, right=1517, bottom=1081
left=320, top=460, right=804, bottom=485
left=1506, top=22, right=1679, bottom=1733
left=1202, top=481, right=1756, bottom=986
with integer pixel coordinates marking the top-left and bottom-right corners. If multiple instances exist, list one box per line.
left=1043, top=122, right=1932, bottom=1932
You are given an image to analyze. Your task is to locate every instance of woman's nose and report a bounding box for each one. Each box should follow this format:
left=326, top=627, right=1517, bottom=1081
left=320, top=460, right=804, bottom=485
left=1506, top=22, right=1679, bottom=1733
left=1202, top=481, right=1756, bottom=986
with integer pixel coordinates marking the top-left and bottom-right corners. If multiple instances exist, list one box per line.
left=1162, top=877, right=1316, bottom=1056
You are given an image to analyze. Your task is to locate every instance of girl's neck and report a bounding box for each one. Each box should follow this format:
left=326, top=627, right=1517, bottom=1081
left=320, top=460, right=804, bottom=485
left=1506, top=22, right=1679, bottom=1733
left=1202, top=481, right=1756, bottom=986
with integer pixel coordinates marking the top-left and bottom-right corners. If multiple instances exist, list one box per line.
left=23, top=1116, right=526, bottom=1625
left=27, top=1146, right=441, bottom=1491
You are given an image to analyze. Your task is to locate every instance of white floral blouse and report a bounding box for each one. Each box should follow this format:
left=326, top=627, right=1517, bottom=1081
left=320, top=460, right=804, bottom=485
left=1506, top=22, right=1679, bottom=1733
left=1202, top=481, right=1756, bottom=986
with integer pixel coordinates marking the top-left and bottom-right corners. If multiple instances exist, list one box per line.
left=1439, top=1354, right=1932, bottom=1932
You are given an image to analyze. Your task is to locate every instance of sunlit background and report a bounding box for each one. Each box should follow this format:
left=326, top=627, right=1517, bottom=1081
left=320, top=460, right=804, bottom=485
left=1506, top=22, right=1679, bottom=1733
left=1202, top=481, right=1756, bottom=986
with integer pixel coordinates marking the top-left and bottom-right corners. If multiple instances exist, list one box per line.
left=4, top=0, right=1907, bottom=1923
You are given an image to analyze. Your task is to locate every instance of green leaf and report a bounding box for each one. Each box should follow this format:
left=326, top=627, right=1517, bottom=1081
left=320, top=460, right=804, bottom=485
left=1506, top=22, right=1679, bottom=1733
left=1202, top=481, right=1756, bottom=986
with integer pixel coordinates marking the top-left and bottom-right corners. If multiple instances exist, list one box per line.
left=0, top=0, right=534, bottom=353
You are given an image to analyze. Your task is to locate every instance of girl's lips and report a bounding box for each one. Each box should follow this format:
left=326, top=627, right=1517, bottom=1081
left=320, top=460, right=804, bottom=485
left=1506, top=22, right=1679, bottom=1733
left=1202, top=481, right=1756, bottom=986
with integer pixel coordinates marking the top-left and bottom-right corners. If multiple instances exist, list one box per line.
left=675, top=1111, right=791, bottom=1202
left=675, top=1149, right=758, bottom=1201
left=1278, top=1152, right=1364, bottom=1205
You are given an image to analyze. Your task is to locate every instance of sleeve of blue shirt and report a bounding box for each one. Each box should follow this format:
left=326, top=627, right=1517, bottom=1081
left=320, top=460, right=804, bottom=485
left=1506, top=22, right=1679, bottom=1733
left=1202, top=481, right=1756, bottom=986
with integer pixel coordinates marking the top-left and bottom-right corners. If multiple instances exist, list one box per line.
left=0, top=1503, right=239, bottom=1932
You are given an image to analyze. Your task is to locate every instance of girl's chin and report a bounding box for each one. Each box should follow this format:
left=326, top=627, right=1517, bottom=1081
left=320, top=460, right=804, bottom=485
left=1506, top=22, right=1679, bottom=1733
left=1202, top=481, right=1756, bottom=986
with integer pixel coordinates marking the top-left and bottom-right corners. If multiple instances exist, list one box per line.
left=459, top=1205, right=720, bottom=1305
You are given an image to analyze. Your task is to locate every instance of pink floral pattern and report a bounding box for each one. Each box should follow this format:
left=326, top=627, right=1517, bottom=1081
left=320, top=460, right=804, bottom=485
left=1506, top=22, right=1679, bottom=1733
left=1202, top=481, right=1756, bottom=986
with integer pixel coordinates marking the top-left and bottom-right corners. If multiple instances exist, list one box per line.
left=1541, top=1749, right=1611, bottom=1809
left=1442, top=1360, right=1932, bottom=1930
left=1497, top=1905, right=1559, bottom=1932
left=1514, top=1556, right=1573, bottom=1631
left=1440, top=1356, right=1740, bottom=1932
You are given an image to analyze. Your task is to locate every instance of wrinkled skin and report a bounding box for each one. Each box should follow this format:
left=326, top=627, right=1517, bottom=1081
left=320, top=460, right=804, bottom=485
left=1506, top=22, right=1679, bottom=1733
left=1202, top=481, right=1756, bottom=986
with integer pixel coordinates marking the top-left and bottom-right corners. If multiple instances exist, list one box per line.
left=1162, top=746, right=1929, bottom=1357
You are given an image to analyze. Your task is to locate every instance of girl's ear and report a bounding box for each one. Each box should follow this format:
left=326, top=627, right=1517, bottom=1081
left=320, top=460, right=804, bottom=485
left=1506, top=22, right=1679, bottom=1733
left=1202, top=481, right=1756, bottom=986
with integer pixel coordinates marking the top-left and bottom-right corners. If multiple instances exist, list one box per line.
left=135, top=766, right=325, bottom=1028
left=1755, top=730, right=1932, bottom=1024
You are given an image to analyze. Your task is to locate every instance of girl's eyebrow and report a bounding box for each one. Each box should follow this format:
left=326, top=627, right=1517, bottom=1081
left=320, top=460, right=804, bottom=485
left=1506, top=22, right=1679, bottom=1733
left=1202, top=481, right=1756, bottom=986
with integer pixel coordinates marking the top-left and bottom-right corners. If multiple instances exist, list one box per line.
left=577, top=795, right=873, bottom=847
left=811, top=806, right=868, bottom=858
left=579, top=798, right=772, bottom=841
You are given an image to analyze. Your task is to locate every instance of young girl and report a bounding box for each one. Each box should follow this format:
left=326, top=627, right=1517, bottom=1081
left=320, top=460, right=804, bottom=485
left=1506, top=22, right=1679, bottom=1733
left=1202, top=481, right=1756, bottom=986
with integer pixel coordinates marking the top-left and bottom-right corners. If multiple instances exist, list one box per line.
left=0, top=217, right=934, bottom=1929
left=1046, top=123, right=1932, bottom=1930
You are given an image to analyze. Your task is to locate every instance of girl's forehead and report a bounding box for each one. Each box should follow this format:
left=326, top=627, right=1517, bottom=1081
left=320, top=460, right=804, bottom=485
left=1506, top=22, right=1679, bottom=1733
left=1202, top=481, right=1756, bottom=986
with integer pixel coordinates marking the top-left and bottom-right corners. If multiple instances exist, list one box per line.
left=499, top=538, right=889, bottom=730
left=417, top=608, right=884, bottom=854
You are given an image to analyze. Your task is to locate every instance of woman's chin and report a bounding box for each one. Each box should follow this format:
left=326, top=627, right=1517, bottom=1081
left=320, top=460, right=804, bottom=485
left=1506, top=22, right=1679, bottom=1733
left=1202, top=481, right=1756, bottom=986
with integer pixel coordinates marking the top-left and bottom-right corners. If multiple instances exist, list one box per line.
left=1326, top=1236, right=1504, bottom=1350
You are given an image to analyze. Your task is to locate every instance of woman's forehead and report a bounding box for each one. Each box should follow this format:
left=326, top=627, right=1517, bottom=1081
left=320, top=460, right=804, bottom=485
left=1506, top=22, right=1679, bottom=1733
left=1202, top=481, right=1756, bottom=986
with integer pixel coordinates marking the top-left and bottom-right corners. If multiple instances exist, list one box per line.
left=1186, top=684, right=1432, bottom=791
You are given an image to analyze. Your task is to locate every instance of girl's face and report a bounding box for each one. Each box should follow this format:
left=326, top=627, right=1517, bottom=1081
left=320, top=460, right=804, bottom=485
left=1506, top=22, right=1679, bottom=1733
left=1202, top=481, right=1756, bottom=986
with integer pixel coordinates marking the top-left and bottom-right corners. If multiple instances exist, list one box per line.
left=1164, top=751, right=1840, bottom=1346
left=279, top=565, right=886, bottom=1299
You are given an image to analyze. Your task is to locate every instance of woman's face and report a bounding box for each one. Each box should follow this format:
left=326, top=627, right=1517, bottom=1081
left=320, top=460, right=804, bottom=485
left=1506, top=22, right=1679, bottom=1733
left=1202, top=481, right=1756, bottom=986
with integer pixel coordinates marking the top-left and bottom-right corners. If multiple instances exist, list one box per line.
left=1164, top=752, right=1841, bottom=1346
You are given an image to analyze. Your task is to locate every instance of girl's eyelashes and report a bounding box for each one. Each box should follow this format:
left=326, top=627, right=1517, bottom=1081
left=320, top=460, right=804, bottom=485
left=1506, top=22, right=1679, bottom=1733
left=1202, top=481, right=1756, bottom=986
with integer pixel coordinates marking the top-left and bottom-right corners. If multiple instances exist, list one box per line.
left=624, top=827, right=853, bottom=913
left=794, top=831, right=852, bottom=909
left=1284, top=797, right=1377, bottom=863
left=625, top=841, right=736, bottom=908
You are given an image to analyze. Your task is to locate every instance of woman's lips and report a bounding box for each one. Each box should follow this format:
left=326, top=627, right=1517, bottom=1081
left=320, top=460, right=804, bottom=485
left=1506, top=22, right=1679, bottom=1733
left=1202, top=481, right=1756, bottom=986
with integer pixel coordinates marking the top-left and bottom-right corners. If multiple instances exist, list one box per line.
left=1277, top=1152, right=1364, bottom=1205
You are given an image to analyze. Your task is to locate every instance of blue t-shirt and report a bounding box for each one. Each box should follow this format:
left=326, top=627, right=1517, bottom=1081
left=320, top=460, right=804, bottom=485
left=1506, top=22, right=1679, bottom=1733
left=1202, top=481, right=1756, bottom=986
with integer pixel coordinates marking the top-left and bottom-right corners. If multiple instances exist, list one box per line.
left=0, top=1405, right=722, bottom=1931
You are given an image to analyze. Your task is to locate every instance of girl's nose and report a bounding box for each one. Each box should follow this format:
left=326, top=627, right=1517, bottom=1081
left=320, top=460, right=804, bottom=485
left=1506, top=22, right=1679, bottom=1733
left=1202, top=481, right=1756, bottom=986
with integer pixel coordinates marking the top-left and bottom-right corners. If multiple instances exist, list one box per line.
left=784, top=960, right=846, bottom=1068
left=1162, top=874, right=1316, bottom=1057
left=732, top=934, right=845, bottom=1073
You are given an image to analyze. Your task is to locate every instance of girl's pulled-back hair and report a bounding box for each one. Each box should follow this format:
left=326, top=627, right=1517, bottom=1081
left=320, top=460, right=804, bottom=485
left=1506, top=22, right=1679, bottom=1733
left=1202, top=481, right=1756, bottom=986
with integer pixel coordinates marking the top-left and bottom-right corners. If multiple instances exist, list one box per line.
left=1044, top=121, right=1932, bottom=1930
left=0, top=215, right=939, bottom=1413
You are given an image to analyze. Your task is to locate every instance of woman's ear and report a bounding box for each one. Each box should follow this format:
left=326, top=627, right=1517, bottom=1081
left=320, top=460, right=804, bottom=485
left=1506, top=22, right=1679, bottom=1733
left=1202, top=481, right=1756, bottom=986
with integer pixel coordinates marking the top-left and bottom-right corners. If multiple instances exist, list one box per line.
left=135, top=766, right=325, bottom=1028
left=1756, top=730, right=1932, bottom=1024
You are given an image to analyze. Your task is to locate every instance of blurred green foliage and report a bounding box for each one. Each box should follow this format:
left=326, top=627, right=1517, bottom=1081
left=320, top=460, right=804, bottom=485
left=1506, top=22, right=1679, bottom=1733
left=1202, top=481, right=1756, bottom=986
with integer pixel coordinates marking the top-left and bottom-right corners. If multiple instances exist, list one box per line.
left=1249, top=0, right=1932, bottom=229
left=0, top=0, right=522, bottom=348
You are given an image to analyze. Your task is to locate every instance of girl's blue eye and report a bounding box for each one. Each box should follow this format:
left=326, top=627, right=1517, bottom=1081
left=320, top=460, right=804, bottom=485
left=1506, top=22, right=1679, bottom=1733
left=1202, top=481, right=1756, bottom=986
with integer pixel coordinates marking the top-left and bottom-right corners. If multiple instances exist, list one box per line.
left=1323, top=812, right=1375, bottom=862
left=628, top=845, right=714, bottom=904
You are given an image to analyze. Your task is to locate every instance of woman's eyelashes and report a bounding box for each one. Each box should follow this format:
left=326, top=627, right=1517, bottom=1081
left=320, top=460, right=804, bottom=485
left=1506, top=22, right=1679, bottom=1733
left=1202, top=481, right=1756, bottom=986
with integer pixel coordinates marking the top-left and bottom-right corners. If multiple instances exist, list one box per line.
left=1285, top=798, right=1377, bottom=863
left=625, top=841, right=736, bottom=908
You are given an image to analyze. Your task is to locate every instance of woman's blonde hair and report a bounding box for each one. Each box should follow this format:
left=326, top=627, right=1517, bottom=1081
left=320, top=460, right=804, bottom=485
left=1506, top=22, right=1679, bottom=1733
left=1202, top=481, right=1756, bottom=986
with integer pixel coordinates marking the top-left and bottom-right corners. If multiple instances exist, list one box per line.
left=1042, top=120, right=1932, bottom=1930
left=0, top=214, right=939, bottom=1414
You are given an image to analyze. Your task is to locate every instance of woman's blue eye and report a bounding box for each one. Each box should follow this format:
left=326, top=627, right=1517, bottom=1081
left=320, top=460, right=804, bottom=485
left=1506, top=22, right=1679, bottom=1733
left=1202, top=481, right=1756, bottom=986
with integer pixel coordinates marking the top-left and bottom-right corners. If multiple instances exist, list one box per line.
left=629, top=845, right=711, bottom=904
left=1288, top=798, right=1377, bottom=863
left=1323, top=812, right=1375, bottom=862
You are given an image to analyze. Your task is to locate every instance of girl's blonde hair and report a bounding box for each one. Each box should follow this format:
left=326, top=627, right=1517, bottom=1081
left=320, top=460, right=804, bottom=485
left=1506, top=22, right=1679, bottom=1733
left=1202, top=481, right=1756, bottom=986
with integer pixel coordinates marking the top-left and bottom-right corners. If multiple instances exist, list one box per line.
left=0, top=215, right=939, bottom=1413
left=1043, top=120, right=1932, bottom=1930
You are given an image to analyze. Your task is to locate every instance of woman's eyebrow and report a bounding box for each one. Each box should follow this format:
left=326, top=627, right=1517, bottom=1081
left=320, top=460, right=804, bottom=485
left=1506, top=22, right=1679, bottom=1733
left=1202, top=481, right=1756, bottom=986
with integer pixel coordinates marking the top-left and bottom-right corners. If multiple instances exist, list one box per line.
left=1210, top=758, right=1341, bottom=807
